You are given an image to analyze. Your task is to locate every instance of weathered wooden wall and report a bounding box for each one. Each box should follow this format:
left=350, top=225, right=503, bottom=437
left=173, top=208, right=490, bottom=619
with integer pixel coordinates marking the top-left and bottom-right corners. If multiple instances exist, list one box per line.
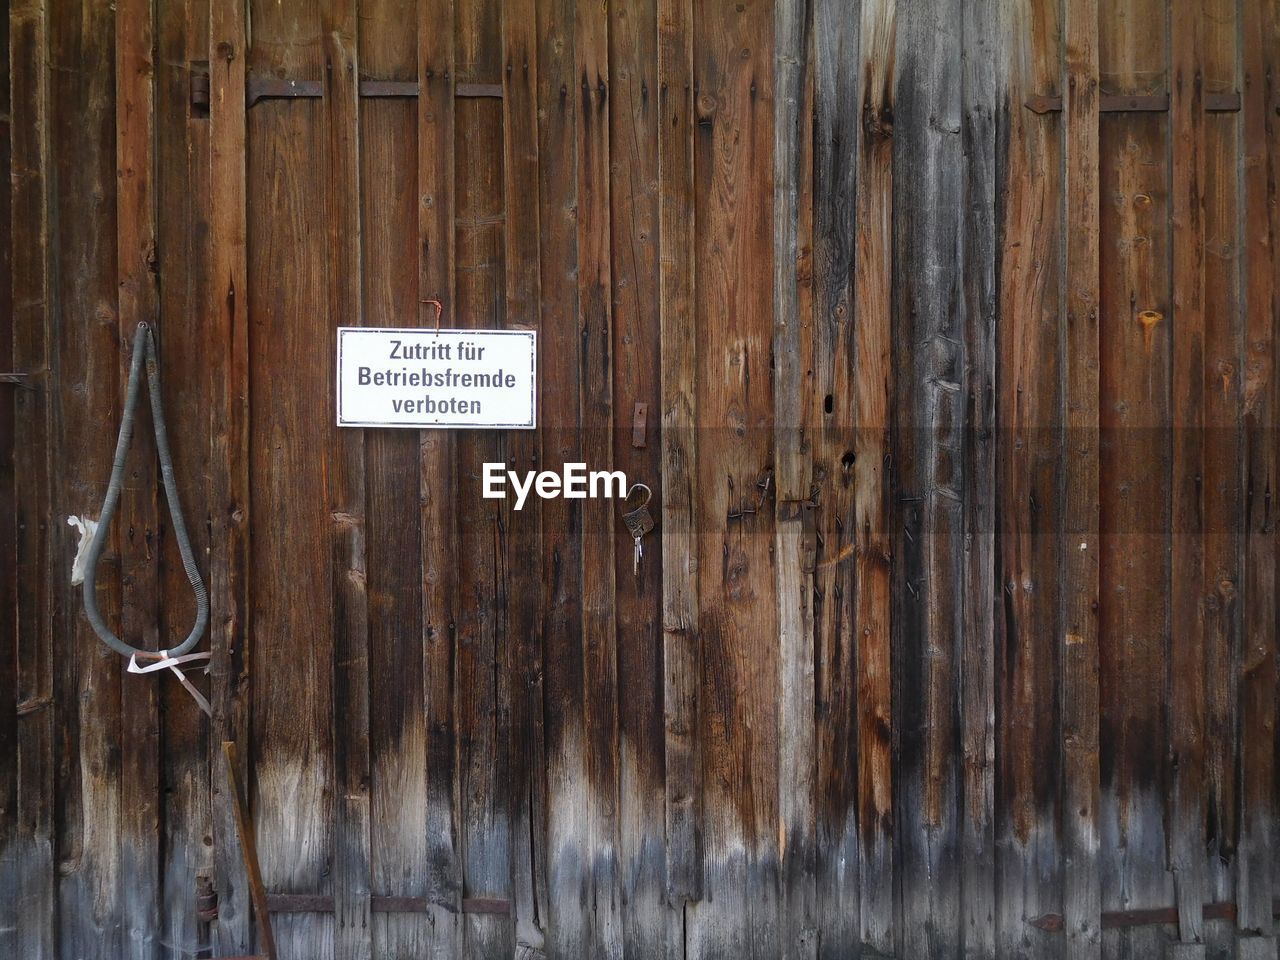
left=2, top=0, right=1279, bottom=958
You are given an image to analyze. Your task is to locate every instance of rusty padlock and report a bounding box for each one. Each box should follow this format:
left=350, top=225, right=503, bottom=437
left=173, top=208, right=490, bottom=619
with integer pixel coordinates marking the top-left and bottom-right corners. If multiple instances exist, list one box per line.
left=621, top=483, right=655, bottom=575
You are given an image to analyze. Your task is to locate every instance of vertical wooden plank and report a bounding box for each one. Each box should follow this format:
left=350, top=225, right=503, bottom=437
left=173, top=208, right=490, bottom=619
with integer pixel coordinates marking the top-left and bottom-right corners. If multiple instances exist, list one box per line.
left=417, top=0, right=463, bottom=954
left=1170, top=0, right=1208, bottom=950
left=606, top=0, right=667, bottom=953
left=358, top=4, right=434, bottom=959
left=534, top=0, right=588, bottom=952
left=892, top=0, right=964, bottom=953
left=810, top=0, right=859, bottom=951
left=10, top=0, right=56, bottom=956
left=1061, top=0, right=1102, bottom=955
left=657, top=0, right=701, bottom=919
left=500, top=0, right=548, bottom=950
left=1199, top=0, right=1239, bottom=921
left=1237, top=0, right=1278, bottom=944
left=960, top=0, right=1000, bottom=954
left=574, top=0, right=621, bottom=954
left=156, top=0, right=213, bottom=953
left=51, top=0, right=123, bottom=955
left=851, top=1, right=895, bottom=953
left=453, top=3, right=514, bottom=957
left=320, top=0, right=372, bottom=957
left=995, top=0, right=1064, bottom=955
left=115, top=0, right=164, bottom=954
left=688, top=0, right=778, bottom=955
left=0, top=2, right=16, bottom=951
left=1097, top=0, right=1173, bottom=954
left=246, top=5, right=333, bottom=957
left=207, top=0, right=252, bottom=950
left=774, top=0, right=815, bottom=957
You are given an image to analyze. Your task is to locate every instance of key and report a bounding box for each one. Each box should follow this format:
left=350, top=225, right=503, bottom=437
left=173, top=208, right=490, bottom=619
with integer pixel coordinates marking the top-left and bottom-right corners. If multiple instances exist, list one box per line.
left=621, top=483, right=655, bottom=576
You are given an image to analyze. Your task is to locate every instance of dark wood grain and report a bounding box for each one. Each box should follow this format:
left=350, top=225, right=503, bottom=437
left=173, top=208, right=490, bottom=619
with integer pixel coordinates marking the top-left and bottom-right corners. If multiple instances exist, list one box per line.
left=9, top=1, right=56, bottom=956
left=321, top=1, right=373, bottom=957
left=1098, top=2, right=1174, bottom=955
left=1169, top=0, right=1207, bottom=948
left=502, top=0, right=548, bottom=953
left=960, top=0, right=1000, bottom=954
left=0, top=3, right=16, bottom=952
left=1062, top=0, right=1102, bottom=955
left=688, top=0, right=779, bottom=956
left=892, top=0, right=965, bottom=954
left=246, top=7, right=334, bottom=958
left=208, top=0, right=254, bottom=953
left=995, top=0, right=1064, bottom=956
left=156, top=1, right=214, bottom=957
left=6, top=4, right=1280, bottom=958
left=1238, top=0, right=1279, bottom=940
left=416, top=2, right=464, bottom=958
left=851, top=3, right=895, bottom=953
left=811, top=0, right=859, bottom=951
left=606, top=0, right=666, bottom=955
left=574, top=0, right=621, bottom=952
left=115, top=0, right=165, bottom=956
left=454, top=4, right=516, bottom=957
left=774, top=2, right=815, bottom=958
left=50, top=1, right=123, bottom=955
left=358, top=3, right=433, bottom=958
left=657, top=0, right=702, bottom=918
left=1199, top=0, right=1240, bottom=932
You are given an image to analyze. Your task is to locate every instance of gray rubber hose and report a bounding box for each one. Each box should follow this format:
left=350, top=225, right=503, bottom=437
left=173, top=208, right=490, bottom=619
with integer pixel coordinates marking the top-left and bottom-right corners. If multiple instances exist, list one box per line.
left=82, top=321, right=209, bottom=658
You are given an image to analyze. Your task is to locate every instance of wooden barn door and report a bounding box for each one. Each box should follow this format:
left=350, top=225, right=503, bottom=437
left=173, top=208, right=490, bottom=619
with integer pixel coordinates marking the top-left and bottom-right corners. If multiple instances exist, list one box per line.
left=4, top=1, right=1280, bottom=959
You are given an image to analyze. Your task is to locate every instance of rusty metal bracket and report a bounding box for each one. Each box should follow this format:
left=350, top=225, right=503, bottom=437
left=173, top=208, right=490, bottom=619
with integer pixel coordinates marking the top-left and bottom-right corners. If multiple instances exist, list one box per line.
left=1024, top=91, right=1241, bottom=114
left=1030, top=898, right=1280, bottom=932
left=264, top=892, right=511, bottom=916
left=631, top=401, right=648, bottom=448
left=243, top=74, right=502, bottom=108
left=0, top=372, right=31, bottom=385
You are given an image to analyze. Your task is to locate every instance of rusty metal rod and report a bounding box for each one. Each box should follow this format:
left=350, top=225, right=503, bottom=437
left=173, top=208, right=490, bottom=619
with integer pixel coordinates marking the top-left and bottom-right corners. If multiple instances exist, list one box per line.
left=1029, top=899, right=1280, bottom=932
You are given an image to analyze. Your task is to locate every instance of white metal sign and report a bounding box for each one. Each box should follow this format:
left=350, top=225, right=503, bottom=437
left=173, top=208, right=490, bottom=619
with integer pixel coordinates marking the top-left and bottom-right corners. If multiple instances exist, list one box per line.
left=337, top=327, right=537, bottom=429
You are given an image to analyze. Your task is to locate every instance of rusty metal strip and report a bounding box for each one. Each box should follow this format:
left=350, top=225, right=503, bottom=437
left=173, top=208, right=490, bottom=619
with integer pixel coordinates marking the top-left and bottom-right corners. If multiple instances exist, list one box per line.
left=1030, top=899, right=1280, bottom=932
left=243, top=74, right=502, bottom=107
left=0, top=372, right=30, bottom=384
left=265, top=893, right=512, bottom=916
left=1024, top=91, right=1241, bottom=114
left=455, top=82, right=503, bottom=98
left=223, top=742, right=279, bottom=960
